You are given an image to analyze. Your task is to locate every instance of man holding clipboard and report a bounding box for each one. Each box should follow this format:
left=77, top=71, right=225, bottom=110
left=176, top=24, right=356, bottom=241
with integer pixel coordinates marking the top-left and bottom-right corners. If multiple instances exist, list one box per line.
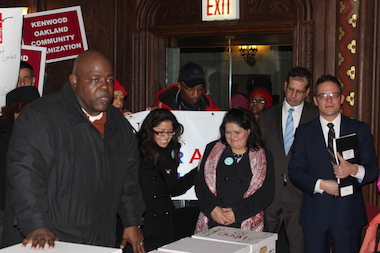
left=289, top=75, right=379, bottom=253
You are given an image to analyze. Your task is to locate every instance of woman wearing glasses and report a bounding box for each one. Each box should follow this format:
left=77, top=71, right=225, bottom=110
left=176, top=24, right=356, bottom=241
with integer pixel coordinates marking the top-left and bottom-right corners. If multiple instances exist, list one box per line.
left=136, top=109, right=197, bottom=251
left=249, top=88, right=273, bottom=121
left=194, top=107, right=274, bottom=233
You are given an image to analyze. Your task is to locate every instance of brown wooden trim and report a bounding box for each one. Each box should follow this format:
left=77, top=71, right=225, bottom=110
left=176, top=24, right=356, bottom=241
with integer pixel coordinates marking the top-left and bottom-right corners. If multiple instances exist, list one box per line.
left=149, top=22, right=297, bottom=37
left=368, top=0, right=380, bottom=206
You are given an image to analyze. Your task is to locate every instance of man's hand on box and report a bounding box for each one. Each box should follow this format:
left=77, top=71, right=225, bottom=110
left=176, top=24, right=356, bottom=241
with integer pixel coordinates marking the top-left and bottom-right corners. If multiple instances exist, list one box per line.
left=22, top=228, right=58, bottom=250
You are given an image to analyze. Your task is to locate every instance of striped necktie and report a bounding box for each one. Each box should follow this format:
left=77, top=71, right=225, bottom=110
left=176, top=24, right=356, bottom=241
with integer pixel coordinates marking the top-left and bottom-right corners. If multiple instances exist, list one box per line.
left=327, top=123, right=337, bottom=165
left=284, top=108, right=294, bottom=155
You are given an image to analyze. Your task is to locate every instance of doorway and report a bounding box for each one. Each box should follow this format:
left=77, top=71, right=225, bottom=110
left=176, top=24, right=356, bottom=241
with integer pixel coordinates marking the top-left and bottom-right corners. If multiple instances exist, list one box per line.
left=166, top=35, right=293, bottom=110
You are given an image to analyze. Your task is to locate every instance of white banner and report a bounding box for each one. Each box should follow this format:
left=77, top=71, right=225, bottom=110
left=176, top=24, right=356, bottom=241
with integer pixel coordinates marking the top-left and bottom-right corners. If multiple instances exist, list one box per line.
left=127, top=110, right=227, bottom=200
left=0, top=8, right=23, bottom=108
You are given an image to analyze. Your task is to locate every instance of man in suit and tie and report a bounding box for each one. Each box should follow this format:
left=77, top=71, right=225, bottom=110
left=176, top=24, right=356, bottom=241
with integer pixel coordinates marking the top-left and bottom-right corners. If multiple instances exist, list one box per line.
left=289, top=75, right=379, bottom=253
left=258, top=67, right=318, bottom=253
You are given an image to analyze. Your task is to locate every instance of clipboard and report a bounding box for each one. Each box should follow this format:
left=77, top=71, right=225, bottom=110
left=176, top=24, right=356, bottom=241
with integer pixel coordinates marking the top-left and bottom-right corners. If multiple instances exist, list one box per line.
left=333, top=133, right=360, bottom=197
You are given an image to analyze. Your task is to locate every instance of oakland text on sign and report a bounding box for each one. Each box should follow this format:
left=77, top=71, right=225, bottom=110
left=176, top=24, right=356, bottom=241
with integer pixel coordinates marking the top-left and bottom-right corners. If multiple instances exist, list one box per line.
left=22, top=6, right=88, bottom=63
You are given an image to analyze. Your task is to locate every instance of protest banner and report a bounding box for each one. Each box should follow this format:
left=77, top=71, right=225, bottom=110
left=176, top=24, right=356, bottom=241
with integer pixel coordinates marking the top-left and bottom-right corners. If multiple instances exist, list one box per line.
left=21, top=45, right=47, bottom=96
left=0, top=8, right=23, bottom=108
left=22, top=6, right=88, bottom=63
left=127, top=110, right=227, bottom=200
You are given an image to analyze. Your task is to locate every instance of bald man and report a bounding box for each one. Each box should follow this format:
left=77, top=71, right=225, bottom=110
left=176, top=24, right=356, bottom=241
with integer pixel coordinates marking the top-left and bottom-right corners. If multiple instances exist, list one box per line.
left=2, top=50, right=146, bottom=253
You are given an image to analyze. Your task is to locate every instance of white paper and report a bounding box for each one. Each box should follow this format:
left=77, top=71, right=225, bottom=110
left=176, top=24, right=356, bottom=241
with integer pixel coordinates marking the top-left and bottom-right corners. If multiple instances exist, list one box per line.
left=0, top=8, right=23, bottom=108
left=158, top=237, right=250, bottom=253
left=340, top=185, right=354, bottom=197
left=0, top=241, right=121, bottom=253
left=342, top=149, right=355, bottom=160
left=192, top=226, right=277, bottom=252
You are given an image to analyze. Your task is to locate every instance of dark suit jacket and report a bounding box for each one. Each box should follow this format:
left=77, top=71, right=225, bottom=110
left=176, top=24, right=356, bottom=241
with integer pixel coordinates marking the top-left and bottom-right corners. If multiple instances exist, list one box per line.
left=258, top=102, right=318, bottom=205
left=289, top=115, right=379, bottom=231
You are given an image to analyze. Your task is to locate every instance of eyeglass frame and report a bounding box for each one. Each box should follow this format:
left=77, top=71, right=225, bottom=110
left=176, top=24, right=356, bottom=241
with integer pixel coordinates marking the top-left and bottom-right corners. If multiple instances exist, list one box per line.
left=315, top=93, right=342, bottom=100
left=249, top=98, right=266, bottom=104
left=285, top=84, right=307, bottom=94
left=179, top=81, right=206, bottom=94
left=153, top=130, right=176, bottom=137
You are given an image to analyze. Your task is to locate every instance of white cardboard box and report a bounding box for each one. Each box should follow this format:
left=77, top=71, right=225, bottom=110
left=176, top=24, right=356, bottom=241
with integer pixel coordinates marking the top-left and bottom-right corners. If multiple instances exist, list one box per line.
left=0, top=241, right=121, bottom=253
left=192, top=226, right=278, bottom=253
left=157, top=237, right=250, bottom=253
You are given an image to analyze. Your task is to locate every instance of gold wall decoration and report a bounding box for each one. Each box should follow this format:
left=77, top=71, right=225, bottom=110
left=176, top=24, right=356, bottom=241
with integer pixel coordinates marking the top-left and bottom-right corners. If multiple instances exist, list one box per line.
left=346, top=66, right=356, bottom=80
left=339, top=1, right=346, bottom=13
left=337, top=1, right=359, bottom=119
left=347, top=40, right=356, bottom=54
left=338, top=53, right=345, bottom=66
left=339, top=27, right=346, bottom=40
left=346, top=91, right=355, bottom=106
left=348, top=13, right=358, bottom=28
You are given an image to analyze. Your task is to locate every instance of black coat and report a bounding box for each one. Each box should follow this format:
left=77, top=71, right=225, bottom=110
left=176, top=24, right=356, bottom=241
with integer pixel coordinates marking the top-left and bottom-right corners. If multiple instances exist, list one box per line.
left=0, top=117, right=12, bottom=211
left=195, top=141, right=275, bottom=229
left=139, top=144, right=197, bottom=250
left=2, top=83, right=145, bottom=248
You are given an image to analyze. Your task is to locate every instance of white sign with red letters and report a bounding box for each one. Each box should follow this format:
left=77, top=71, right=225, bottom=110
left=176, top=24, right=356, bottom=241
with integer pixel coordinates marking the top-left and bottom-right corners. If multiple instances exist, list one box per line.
left=202, top=0, right=239, bottom=21
left=0, top=8, right=23, bottom=108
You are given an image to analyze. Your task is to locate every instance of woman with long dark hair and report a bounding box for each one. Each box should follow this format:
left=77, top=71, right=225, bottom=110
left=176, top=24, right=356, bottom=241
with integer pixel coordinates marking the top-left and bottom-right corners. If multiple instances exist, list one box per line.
left=137, top=109, right=197, bottom=251
left=194, top=107, right=274, bottom=233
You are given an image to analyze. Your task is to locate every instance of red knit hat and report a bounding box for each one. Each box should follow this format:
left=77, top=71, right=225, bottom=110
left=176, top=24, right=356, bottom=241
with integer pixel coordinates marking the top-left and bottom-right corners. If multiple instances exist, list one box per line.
left=113, top=78, right=127, bottom=96
left=249, top=88, right=273, bottom=107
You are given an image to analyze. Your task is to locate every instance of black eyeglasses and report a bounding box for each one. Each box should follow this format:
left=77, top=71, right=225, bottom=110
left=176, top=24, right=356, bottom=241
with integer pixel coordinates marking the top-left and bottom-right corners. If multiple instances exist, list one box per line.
left=153, top=130, right=176, bottom=137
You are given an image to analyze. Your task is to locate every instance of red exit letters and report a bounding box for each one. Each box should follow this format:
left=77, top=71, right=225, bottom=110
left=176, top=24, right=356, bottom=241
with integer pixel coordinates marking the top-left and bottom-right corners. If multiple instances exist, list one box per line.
left=207, top=0, right=230, bottom=16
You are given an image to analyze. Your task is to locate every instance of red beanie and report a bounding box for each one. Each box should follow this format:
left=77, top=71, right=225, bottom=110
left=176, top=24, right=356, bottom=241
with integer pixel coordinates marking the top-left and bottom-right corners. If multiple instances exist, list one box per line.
left=249, top=88, right=273, bottom=107
left=113, top=78, right=127, bottom=96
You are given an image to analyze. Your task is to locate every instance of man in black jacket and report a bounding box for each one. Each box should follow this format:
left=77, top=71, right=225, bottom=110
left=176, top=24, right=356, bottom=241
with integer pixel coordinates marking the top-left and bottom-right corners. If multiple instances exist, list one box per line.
left=2, top=50, right=146, bottom=252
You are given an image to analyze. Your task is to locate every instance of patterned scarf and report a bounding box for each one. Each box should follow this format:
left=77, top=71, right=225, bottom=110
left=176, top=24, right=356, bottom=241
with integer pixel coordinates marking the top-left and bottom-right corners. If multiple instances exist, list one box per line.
left=195, top=141, right=267, bottom=233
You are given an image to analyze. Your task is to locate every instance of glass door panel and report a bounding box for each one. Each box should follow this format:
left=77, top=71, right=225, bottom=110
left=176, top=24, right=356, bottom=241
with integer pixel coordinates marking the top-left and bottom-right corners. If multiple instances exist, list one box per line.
left=166, top=36, right=293, bottom=110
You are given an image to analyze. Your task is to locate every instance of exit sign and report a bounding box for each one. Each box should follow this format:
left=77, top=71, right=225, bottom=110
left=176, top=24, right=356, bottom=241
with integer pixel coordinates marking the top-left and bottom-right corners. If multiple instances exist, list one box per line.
left=202, top=0, right=239, bottom=21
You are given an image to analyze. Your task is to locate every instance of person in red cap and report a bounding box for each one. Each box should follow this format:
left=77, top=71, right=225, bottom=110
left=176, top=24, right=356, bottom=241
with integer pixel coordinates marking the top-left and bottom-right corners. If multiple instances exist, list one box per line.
left=113, top=78, right=131, bottom=116
left=249, top=88, right=273, bottom=120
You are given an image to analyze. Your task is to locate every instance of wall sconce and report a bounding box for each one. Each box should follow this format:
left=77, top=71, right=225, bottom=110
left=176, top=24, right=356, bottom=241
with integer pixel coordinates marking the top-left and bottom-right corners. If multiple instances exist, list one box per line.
left=239, top=45, right=258, bottom=66
left=22, top=7, right=29, bottom=15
